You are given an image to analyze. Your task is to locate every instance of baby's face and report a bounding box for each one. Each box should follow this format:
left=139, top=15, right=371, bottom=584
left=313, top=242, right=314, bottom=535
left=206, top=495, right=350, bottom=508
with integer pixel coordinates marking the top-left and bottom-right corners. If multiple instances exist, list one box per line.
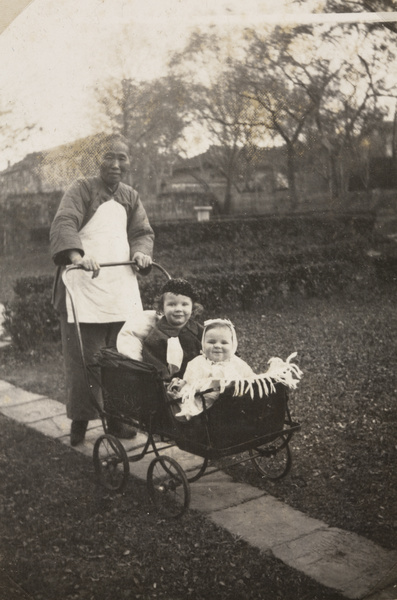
left=203, top=325, right=233, bottom=363
left=163, top=292, right=193, bottom=328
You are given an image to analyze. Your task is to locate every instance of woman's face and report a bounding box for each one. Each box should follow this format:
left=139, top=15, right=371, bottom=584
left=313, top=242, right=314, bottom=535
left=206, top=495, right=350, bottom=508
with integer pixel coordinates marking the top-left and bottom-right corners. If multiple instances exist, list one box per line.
left=202, top=325, right=233, bottom=363
left=99, top=141, right=130, bottom=187
left=162, top=292, right=193, bottom=329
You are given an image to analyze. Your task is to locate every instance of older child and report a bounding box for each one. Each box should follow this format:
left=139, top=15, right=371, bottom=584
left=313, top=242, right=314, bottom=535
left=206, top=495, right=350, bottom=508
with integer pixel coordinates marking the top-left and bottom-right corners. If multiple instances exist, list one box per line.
left=172, top=318, right=254, bottom=419
left=138, top=278, right=203, bottom=379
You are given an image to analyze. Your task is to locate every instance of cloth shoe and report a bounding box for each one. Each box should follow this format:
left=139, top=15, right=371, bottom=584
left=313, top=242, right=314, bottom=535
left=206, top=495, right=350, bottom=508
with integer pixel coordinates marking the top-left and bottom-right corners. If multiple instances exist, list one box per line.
left=70, top=420, right=88, bottom=446
left=106, top=417, right=137, bottom=439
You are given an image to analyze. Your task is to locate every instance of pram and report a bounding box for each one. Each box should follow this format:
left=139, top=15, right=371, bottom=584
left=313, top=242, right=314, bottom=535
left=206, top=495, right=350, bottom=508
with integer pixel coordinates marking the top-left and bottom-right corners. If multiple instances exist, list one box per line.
left=63, top=262, right=301, bottom=518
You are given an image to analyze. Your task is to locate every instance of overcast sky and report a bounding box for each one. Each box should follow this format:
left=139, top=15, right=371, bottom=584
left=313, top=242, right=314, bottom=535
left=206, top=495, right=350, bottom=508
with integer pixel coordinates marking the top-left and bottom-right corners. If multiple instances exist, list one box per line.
left=0, top=0, right=396, bottom=169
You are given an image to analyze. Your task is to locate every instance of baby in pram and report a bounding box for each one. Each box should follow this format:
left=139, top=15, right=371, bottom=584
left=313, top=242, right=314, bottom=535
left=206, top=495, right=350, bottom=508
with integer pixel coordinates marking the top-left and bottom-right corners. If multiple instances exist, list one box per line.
left=168, top=318, right=254, bottom=419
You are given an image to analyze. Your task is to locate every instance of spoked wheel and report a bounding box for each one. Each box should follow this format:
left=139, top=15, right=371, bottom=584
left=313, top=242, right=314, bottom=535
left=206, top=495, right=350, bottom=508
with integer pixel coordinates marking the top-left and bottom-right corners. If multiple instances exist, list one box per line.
left=147, top=456, right=190, bottom=519
left=93, top=434, right=130, bottom=492
left=149, top=434, right=206, bottom=483
left=249, top=435, right=292, bottom=481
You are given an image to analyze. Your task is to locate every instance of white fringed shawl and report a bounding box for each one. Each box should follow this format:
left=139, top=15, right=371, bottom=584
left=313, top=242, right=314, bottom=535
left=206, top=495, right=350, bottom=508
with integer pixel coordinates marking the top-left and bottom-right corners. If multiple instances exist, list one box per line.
left=176, top=353, right=303, bottom=420
left=231, top=352, right=303, bottom=399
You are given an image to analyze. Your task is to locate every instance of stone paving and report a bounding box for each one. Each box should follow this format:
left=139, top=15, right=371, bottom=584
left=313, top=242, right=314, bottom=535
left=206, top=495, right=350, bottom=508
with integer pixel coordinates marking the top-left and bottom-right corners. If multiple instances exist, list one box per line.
left=1, top=378, right=396, bottom=600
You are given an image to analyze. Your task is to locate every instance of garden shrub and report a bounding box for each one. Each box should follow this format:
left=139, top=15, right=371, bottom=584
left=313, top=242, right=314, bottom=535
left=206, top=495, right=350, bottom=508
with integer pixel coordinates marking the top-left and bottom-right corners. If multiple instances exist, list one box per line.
left=13, top=275, right=55, bottom=297
left=3, top=276, right=60, bottom=351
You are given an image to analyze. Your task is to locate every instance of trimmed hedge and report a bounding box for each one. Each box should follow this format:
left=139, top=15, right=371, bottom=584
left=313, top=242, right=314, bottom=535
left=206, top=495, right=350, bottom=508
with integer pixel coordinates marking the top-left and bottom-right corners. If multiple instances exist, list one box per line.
left=2, top=212, right=377, bottom=350
left=153, top=212, right=376, bottom=248
left=3, top=259, right=374, bottom=351
left=139, top=260, right=374, bottom=312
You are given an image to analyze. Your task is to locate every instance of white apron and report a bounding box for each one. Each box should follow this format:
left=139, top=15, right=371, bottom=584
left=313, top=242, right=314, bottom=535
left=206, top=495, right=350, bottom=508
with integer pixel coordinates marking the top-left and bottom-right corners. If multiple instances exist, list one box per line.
left=65, top=199, right=142, bottom=323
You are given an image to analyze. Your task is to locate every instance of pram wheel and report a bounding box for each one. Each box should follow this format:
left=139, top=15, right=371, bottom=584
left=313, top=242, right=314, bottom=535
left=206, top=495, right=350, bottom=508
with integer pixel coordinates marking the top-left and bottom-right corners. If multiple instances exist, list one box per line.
left=249, top=434, right=292, bottom=481
left=93, top=434, right=130, bottom=491
left=147, top=456, right=190, bottom=519
left=186, top=456, right=208, bottom=483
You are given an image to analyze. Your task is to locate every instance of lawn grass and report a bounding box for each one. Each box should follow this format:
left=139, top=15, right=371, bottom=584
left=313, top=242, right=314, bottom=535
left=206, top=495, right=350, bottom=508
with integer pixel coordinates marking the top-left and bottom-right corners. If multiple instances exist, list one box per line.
left=0, top=414, right=346, bottom=600
left=228, top=289, right=397, bottom=550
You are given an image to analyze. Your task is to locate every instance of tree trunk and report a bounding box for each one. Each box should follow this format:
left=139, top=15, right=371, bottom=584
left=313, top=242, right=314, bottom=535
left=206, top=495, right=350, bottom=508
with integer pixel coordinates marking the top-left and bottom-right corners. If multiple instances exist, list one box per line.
left=328, top=151, right=348, bottom=200
left=286, top=143, right=298, bottom=210
left=328, top=152, right=339, bottom=200
left=393, top=101, right=397, bottom=187
left=223, top=178, right=233, bottom=215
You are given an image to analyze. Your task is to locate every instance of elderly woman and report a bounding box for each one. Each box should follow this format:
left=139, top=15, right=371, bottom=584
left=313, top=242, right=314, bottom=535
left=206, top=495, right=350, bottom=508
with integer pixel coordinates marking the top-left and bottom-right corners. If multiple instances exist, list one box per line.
left=50, top=134, right=154, bottom=446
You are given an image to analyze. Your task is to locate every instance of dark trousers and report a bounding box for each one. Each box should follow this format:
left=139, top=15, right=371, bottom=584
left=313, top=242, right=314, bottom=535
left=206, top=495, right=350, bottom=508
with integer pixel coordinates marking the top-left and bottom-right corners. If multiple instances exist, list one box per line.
left=60, top=313, right=123, bottom=421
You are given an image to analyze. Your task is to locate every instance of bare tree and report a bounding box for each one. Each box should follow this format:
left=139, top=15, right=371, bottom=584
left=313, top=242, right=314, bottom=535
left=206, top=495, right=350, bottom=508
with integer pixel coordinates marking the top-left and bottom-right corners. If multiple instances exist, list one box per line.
left=169, top=31, right=266, bottom=214
left=235, top=20, right=395, bottom=201
left=186, top=76, right=263, bottom=213
left=233, top=26, right=339, bottom=208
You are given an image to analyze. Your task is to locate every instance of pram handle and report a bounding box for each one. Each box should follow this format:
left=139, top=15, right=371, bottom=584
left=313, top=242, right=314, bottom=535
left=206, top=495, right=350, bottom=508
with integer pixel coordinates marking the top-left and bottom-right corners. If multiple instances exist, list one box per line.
left=66, top=260, right=171, bottom=280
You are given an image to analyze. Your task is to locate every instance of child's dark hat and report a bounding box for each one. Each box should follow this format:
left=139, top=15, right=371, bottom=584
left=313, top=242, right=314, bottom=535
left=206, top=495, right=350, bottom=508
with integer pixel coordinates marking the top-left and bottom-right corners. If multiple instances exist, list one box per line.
left=161, top=278, right=198, bottom=302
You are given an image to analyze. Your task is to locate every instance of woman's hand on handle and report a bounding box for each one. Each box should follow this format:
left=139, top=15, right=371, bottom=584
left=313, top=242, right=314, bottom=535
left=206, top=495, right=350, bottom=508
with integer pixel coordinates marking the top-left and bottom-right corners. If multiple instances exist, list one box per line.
left=132, top=251, right=152, bottom=271
left=69, top=250, right=100, bottom=278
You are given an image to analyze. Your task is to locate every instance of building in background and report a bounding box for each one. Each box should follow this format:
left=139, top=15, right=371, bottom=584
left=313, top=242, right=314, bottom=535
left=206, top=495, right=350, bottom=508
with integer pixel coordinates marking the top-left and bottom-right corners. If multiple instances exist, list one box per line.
left=0, top=123, right=396, bottom=254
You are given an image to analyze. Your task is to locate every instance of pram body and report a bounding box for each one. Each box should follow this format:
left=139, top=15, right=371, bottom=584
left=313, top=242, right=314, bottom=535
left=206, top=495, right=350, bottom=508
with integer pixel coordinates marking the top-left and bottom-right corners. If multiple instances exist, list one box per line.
left=63, top=262, right=301, bottom=518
